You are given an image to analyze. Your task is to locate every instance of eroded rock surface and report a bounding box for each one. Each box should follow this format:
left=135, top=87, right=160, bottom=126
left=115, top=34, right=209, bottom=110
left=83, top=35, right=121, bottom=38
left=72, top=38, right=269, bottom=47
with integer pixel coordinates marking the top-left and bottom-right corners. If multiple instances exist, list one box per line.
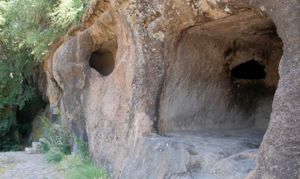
left=122, top=129, right=262, bottom=179
left=45, top=0, right=300, bottom=178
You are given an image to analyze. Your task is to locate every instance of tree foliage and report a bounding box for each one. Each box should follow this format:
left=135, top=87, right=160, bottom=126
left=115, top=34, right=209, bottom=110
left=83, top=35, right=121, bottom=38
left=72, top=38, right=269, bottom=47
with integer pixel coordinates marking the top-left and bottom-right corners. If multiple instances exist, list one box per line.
left=0, top=0, right=88, bottom=151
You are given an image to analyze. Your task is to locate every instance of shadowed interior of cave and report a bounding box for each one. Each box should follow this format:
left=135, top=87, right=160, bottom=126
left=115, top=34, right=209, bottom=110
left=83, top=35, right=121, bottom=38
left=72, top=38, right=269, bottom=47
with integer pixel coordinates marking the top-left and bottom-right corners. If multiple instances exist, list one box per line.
left=231, top=59, right=266, bottom=79
left=155, top=11, right=283, bottom=177
left=160, top=12, right=283, bottom=134
left=89, top=50, right=115, bottom=76
left=156, top=12, right=283, bottom=176
left=16, top=95, right=47, bottom=143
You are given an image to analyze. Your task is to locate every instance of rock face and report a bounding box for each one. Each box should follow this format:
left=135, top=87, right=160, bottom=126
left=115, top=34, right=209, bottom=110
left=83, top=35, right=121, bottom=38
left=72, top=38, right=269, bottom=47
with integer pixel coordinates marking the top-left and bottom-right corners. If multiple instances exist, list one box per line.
left=45, top=0, right=300, bottom=178
left=121, top=129, right=262, bottom=179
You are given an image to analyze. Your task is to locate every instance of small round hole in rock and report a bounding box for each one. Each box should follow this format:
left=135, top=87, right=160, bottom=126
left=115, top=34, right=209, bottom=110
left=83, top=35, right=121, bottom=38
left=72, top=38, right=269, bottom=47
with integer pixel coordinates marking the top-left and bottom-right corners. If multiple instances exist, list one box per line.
left=89, top=50, right=115, bottom=76
left=231, top=59, right=266, bottom=79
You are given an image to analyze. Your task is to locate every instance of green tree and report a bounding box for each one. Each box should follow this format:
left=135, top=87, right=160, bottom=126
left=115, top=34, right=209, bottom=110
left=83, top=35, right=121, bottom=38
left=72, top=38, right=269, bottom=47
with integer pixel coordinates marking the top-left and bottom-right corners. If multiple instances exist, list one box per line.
left=0, top=0, right=88, bottom=151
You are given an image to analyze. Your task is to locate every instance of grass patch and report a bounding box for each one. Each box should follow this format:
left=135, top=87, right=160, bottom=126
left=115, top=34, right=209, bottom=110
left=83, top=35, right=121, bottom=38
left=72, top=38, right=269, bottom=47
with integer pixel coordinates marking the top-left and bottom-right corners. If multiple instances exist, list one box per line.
left=46, top=147, right=66, bottom=163
left=40, top=116, right=71, bottom=163
left=58, top=155, right=109, bottom=179
left=40, top=116, right=109, bottom=178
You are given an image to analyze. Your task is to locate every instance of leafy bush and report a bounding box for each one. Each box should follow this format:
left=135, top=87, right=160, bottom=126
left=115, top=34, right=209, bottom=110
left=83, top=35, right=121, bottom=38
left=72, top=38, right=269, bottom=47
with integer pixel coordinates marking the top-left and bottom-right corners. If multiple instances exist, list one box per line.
left=60, top=155, right=109, bottom=179
left=40, top=116, right=71, bottom=162
left=40, top=116, right=109, bottom=178
left=0, top=108, right=15, bottom=136
left=59, top=136, right=109, bottom=179
left=0, top=108, right=21, bottom=151
left=73, top=133, right=89, bottom=158
left=46, top=147, right=66, bottom=163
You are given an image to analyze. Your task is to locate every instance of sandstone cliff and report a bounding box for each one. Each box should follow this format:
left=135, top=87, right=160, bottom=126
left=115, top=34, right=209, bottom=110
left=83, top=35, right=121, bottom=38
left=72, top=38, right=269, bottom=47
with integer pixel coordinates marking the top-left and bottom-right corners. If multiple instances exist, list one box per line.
left=45, top=0, right=300, bottom=178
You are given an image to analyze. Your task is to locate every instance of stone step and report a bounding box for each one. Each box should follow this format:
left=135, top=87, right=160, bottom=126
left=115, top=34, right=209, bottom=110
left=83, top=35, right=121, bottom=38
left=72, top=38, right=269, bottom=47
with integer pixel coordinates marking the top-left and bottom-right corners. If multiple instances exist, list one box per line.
left=25, top=147, right=37, bottom=154
left=32, top=142, right=42, bottom=151
left=25, top=141, right=43, bottom=154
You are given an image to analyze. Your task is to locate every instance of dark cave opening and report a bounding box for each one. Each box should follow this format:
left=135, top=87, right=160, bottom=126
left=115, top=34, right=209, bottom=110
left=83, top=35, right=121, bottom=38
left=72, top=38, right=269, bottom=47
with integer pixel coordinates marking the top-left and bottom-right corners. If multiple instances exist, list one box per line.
left=231, top=60, right=266, bottom=80
left=89, top=50, right=115, bottom=76
left=156, top=12, right=283, bottom=177
left=16, top=95, right=47, bottom=144
left=159, top=11, right=283, bottom=133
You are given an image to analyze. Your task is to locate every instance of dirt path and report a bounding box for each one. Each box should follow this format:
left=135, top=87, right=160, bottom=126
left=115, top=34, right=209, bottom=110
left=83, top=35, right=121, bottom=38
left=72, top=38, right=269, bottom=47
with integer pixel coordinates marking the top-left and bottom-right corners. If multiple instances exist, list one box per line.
left=0, top=152, right=62, bottom=179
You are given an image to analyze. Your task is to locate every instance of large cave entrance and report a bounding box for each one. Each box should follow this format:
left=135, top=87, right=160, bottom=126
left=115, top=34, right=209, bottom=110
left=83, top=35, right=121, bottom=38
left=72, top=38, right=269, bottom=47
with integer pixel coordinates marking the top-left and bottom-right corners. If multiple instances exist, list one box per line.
left=160, top=11, right=282, bottom=133
left=157, top=11, right=283, bottom=177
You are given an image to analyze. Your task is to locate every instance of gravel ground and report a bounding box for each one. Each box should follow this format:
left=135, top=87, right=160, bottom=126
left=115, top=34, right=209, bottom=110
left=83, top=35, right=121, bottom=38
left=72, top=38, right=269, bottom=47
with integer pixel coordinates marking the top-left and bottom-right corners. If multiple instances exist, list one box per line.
left=0, top=152, right=63, bottom=179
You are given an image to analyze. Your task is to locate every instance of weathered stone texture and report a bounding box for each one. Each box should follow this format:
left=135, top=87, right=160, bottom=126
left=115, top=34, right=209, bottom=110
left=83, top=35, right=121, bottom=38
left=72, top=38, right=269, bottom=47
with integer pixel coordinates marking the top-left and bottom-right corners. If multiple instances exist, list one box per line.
left=45, top=0, right=300, bottom=178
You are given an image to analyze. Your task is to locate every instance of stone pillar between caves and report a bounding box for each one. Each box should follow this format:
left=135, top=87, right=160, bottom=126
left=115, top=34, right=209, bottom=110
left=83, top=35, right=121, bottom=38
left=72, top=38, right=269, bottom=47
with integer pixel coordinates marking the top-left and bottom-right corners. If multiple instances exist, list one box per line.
left=244, top=0, right=300, bottom=178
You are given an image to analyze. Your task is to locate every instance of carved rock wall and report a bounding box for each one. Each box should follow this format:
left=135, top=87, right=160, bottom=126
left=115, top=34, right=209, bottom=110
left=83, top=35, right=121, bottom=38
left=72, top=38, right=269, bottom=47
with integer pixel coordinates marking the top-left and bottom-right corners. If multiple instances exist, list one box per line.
left=45, top=0, right=300, bottom=178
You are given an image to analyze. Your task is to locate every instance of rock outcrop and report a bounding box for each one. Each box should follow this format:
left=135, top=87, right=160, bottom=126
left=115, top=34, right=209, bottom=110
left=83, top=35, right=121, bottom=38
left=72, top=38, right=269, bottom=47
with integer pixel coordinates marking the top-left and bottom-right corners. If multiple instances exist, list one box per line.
left=45, top=0, right=300, bottom=178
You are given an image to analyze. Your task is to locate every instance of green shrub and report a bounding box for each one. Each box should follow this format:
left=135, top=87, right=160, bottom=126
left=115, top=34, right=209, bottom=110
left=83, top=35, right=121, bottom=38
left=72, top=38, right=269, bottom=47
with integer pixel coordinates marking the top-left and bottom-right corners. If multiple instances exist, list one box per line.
left=46, top=147, right=66, bottom=163
left=0, top=108, right=15, bottom=136
left=39, top=137, right=50, bottom=153
left=40, top=117, right=109, bottom=178
left=73, top=133, right=89, bottom=158
left=59, top=137, right=109, bottom=179
left=40, top=116, right=71, bottom=162
left=0, top=108, right=21, bottom=151
left=59, top=154, right=109, bottom=179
